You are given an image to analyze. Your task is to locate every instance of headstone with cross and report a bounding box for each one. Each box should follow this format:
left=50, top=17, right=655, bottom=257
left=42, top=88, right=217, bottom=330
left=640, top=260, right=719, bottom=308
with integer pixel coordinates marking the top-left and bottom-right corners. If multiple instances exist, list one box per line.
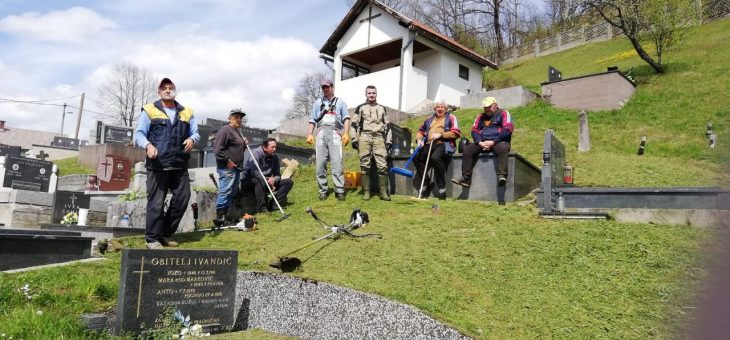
left=96, top=154, right=131, bottom=191
left=52, top=190, right=91, bottom=224
left=114, top=249, right=238, bottom=335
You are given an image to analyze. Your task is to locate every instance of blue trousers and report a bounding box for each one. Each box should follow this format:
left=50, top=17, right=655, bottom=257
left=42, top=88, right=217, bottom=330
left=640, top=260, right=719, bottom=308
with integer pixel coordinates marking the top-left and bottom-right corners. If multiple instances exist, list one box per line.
left=215, top=168, right=240, bottom=210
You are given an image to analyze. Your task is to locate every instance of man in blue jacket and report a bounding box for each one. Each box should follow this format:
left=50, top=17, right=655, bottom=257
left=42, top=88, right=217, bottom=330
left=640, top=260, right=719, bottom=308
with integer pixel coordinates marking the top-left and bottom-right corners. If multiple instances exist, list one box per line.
left=134, top=78, right=199, bottom=249
left=452, top=96, right=513, bottom=188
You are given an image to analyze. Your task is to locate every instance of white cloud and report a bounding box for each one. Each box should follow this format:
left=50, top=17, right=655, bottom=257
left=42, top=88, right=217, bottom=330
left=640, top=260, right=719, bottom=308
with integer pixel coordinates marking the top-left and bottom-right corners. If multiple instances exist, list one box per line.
left=112, top=35, right=324, bottom=129
left=0, top=7, right=117, bottom=43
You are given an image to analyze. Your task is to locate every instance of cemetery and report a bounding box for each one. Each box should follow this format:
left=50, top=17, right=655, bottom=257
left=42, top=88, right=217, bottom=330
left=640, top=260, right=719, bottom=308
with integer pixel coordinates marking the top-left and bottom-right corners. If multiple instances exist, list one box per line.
left=1, top=4, right=729, bottom=340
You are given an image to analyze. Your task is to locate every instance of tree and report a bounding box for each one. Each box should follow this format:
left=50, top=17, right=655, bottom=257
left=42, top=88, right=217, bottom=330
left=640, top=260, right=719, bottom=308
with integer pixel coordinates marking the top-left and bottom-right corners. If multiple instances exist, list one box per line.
left=97, top=62, right=158, bottom=127
left=286, top=72, right=329, bottom=119
left=583, top=0, right=696, bottom=74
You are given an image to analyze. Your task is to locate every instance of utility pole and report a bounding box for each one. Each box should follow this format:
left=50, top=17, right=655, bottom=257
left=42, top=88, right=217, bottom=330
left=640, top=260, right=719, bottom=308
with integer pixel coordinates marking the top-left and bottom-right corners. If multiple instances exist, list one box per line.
left=74, top=92, right=85, bottom=139
left=61, top=103, right=67, bottom=136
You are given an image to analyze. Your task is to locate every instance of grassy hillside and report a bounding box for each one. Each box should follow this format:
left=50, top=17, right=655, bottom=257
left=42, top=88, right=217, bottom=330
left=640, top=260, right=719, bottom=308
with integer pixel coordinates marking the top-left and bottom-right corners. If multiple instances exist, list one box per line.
left=403, top=19, right=730, bottom=187
left=2, top=19, right=728, bottom=340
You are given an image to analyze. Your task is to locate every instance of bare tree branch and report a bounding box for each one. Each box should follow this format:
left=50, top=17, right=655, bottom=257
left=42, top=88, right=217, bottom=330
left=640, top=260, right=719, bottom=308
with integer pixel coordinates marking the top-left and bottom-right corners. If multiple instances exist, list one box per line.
left=97, top=63, right=157, bottom=127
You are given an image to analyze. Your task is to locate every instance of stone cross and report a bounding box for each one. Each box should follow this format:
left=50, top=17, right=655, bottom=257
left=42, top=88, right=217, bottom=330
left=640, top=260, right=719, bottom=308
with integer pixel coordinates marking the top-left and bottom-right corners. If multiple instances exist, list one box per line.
left=132, top=257, right=149, bottom=318
left=36, top=150, right=49, bottom=161
left=99, top=158, right=113, bottom=178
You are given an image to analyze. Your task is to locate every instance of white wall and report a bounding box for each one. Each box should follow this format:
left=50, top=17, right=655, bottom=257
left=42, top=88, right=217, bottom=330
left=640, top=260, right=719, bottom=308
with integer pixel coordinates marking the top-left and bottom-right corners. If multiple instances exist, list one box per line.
left=338, top=67, right=401, bottom=109
left=413, top=49, right=441, bottom=100
left=405, top=67, right=428, bottom=110
left=338, top=6, right=406, bottom=56
left=336, top=5, right=407, bottom=85
left=433, top=45, right=484, bottom=106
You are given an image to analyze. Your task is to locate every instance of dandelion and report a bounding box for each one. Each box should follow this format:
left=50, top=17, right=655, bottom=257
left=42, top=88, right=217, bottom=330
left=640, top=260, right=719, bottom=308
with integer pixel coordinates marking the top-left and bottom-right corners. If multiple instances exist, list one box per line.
left=36, top=310, right=43, bottom=316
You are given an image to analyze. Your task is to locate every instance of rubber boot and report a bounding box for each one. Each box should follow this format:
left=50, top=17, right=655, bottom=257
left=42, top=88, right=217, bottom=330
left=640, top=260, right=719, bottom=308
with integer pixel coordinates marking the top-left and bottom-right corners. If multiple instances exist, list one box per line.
left=361, top=175, right=371, bottom=200
left=378, top=175, right=391, bottom=201
left=213, top=208, right=227, bottom=228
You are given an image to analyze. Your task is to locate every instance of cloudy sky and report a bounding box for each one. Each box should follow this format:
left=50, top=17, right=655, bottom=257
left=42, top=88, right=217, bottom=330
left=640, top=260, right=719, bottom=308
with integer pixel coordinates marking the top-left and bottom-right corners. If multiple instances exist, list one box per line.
left=0, top=0, right=352, bottom=138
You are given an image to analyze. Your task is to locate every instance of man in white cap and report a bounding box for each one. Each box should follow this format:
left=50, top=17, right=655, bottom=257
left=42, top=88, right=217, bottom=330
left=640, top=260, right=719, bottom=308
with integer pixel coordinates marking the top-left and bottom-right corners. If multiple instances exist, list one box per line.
left=134, top=77, right=199, bottom=248
left=306, top=79, right=350, bottom=201
left=452, top=96, right=513, bottom=188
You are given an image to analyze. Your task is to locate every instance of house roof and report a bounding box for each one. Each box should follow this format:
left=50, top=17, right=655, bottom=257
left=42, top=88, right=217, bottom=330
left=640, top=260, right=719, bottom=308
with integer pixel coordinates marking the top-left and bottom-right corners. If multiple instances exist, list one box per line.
left=319, top=0, right=498, bottom=70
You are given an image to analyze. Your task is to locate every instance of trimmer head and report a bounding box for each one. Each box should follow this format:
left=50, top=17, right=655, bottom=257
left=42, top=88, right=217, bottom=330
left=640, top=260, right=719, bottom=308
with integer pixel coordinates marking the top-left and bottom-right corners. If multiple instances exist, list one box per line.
left=269, top=257, right=302, bottom=272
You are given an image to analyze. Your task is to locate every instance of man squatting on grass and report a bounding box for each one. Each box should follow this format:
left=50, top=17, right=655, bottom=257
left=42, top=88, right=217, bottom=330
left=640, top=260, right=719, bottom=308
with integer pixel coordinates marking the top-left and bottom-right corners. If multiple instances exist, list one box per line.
left=134, top=77, right=199, bottom=249
left=213, top=108, right=249, bottom=227
left=241, top=138, right=293, bottom=213
left=452, top=96, right=513, bottom=188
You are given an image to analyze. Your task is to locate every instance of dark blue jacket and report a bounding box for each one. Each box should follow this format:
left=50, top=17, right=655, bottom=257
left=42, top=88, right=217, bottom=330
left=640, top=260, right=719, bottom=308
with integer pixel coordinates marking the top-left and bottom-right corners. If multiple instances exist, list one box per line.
left=470, top=109, right=513, bottom=144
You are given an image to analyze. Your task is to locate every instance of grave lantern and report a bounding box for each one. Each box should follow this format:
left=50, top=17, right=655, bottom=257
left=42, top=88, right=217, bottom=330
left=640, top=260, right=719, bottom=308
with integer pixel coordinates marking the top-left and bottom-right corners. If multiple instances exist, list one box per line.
left=563, top=165, right=574, bottom=185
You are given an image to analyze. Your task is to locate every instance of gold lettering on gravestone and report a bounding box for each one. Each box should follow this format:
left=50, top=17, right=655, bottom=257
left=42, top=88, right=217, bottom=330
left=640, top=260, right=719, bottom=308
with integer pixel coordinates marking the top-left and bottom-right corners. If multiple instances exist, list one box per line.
left=132, top=256, right=149, bottom=318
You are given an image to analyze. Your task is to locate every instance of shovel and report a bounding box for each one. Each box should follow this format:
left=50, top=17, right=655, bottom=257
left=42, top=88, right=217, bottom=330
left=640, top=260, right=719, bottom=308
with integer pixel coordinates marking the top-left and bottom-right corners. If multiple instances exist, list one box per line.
left=389, top=144, right=422, bottom=178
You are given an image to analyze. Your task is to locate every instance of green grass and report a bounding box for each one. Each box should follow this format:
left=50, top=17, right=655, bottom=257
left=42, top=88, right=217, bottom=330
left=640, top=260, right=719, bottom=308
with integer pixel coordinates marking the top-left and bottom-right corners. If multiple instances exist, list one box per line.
left=2, top=19, right=729, bottom=340
left=431, top=18, right=729, bottom=187
left=55, top=156, right=95, bottom=177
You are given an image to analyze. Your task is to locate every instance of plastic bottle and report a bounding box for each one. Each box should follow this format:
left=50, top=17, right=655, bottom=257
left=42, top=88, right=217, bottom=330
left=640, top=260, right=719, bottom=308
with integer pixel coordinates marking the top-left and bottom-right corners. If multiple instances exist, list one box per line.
left=119, top=215, right=130, bottom=228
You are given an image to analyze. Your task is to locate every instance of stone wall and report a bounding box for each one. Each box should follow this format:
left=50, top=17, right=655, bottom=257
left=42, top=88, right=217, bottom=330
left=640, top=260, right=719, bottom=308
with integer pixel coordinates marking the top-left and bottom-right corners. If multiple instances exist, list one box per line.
left=460, top=86, right=538, bottom=109
left=232, top=271, right=469, bottom=340
left=541, top=71, right=635, bottom=111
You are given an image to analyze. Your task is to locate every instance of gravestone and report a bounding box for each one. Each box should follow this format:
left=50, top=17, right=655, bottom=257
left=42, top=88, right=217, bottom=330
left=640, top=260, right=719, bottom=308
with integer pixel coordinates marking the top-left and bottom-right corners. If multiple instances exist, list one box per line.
left=52, top=136, right=80, bottom=150
left=240, top=127, right=269, bottom=146
left=115, top=249, right=238, bottom=335
left=1, top=155, right=53, bottom=192
left=96, top=154, right=131, bottom=191
left=548, top=65, right=562, bottom=82
left=52, top=190, right=91, bottom=224
left=387, top=123, right=412, bottom=157
left=0, top=143, right=21, bottom=157
left=539, top=130, right=567, bottom=212
left=204, top=118, right=228, bottom=131
left=103, top=125, right=134, bottom=144
left=578, top=110, right=590, bottom=152
left=196, top=124, right=216, bottom=150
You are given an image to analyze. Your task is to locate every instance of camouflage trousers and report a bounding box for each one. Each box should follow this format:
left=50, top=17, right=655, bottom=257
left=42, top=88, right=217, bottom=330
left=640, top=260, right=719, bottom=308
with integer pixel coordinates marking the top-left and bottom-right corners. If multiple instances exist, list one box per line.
left=358, top=132, right=388, bottom=175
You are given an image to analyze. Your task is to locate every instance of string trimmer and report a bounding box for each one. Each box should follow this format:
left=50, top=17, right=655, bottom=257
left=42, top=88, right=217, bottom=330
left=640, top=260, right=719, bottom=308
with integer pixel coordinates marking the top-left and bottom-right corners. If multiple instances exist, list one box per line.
left=269, top=207, right=381, bottom=271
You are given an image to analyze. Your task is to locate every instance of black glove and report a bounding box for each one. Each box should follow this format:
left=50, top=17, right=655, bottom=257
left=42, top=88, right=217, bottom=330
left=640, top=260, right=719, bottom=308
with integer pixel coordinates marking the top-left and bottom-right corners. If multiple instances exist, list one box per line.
left=352, top=140, right=359, bottom=150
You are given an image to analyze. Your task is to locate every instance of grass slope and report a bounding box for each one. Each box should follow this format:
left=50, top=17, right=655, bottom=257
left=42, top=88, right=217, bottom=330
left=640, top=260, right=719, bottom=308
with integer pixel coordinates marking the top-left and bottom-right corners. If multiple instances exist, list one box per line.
left=2, top=19, right=728, bottom=340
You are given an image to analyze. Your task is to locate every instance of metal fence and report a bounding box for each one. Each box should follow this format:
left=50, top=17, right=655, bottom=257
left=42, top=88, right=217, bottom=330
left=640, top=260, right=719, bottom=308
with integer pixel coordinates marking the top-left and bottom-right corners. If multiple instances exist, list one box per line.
left=500, top=1, right=729, bottom=65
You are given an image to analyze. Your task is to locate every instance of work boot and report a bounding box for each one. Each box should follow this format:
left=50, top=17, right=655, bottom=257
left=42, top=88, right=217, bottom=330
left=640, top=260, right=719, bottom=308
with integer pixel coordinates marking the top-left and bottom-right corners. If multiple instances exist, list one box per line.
left=378, top=175, right=391, bottom=201
left=335, top=192, right=346, bottom=201
left=361, top=175, right=371, bottom=200
left=213, top=208, right=227, bottom=228
left=451, top=176, right=471, bottom=187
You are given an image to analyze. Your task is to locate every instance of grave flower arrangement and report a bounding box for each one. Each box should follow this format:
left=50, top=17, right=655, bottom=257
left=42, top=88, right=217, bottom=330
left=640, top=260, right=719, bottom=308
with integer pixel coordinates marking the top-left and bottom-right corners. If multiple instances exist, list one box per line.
left=61, top=212, right=78, bottom=225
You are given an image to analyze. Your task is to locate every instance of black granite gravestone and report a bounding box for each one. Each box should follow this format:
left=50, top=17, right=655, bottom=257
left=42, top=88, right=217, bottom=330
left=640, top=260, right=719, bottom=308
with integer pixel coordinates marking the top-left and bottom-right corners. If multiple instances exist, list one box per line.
left=103, top=125, right=134, bottom=144
left=205, top=118, right=228, bottom=131
left=0, top=229, right=93, bottom=270
left=52, top=190, right=91, bottom=224
left=0, top=143, right=22, bottom=157
left=387, top=123, right=412, bottom=157
left=240, top=127, right=269, bottom=147
left=115, top=249, right=238, bottom=335
left=2, top=155, right=53, bottom=191
left=52, top=136, right=80, bottom=150
left=548, top=65, right=562, bottom=82
left=196, top=125, right=215, bottom=150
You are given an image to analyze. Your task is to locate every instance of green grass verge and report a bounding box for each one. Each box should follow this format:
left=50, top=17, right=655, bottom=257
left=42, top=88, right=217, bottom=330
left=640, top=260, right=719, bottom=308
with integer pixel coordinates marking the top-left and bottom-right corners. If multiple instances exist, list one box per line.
left=54, top=156, right=95, bottom=177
